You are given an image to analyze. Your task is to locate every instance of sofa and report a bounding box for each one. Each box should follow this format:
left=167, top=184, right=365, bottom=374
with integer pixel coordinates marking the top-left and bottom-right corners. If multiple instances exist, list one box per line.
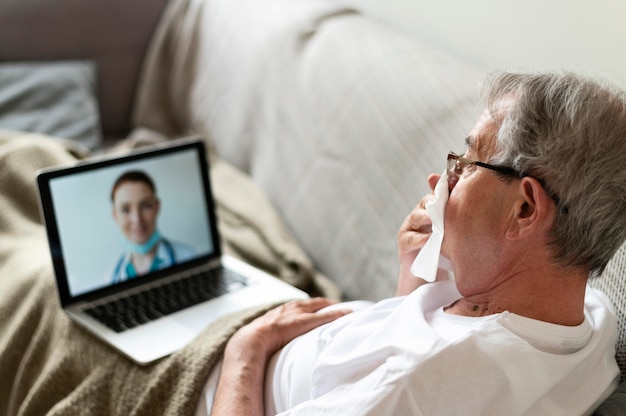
left=1, top=0, right=624, bottom=414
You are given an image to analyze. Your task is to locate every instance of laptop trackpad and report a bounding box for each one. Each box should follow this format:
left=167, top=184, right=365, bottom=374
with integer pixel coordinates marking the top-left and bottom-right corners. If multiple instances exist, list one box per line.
left=112, top=317, right=197, bottom=363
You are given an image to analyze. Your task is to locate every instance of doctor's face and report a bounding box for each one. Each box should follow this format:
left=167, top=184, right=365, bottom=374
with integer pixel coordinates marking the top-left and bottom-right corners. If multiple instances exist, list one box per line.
left=112, top=181, right=160, bottom=244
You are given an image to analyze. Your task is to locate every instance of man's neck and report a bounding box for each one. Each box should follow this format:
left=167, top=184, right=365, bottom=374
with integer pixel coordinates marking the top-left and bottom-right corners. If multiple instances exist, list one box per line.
left=445, top=266, right=588, bottom=326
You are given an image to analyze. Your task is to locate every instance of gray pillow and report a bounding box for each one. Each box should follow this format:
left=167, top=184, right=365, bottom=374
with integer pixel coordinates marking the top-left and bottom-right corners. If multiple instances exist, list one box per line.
left=593, top=380, right=626, bottom=415
left=0, top=61, right=102, bottom=150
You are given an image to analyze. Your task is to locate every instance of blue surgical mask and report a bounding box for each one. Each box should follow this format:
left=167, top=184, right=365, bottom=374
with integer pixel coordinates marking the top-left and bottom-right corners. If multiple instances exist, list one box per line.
left=126, top=230, right=161, bottom=255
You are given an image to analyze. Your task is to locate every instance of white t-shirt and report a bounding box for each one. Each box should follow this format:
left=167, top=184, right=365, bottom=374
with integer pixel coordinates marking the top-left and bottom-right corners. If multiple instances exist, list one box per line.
left=196, top=280, right=619, bottom=416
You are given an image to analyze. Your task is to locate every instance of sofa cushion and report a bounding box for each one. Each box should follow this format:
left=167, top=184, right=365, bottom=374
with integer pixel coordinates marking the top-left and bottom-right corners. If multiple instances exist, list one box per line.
left=269, top=12, right=483, bottom=301
left=0, top=61, right=101, bottom=150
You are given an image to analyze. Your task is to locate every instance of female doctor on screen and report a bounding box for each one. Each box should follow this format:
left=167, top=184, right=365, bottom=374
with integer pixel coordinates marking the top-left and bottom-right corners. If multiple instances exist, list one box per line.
left=110, top=170, right=196, bottom=284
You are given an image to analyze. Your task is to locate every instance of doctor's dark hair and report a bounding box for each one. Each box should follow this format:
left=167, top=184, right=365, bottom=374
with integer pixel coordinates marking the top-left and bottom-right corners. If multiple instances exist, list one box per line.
left=110, top=170, right=157, bottom=202
left=482, top=71, right=626, bottom=276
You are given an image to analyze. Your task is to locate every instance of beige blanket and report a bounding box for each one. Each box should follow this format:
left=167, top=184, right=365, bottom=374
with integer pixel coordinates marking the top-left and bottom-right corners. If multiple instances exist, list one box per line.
left=0, top=131, right=339, bottom=416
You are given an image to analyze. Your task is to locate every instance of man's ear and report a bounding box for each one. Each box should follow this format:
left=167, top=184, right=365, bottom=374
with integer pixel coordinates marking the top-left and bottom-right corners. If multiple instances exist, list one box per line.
left=506, top=177, right=554, bottom=240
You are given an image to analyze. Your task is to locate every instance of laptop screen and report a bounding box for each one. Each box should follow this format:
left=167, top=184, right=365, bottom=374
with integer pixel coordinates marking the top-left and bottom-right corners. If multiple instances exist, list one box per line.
left=37, top=139, right=219, bottom=302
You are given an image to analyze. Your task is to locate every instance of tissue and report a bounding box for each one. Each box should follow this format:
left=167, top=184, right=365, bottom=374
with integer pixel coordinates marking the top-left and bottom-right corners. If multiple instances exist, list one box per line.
left=410, top=171, right=452, bottom=282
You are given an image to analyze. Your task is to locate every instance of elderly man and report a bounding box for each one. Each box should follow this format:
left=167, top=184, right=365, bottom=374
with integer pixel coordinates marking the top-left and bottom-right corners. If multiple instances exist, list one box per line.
left=206, top=72, right=626, bottom=415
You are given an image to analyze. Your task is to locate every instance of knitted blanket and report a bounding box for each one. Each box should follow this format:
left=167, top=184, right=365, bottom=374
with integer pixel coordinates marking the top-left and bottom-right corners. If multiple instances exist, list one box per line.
left=0, top=131, right=339, bottom=416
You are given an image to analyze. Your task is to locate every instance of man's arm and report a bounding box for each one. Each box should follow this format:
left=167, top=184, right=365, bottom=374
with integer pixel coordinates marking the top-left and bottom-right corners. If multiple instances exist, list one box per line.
left=210, top=298, right=350, bottom=416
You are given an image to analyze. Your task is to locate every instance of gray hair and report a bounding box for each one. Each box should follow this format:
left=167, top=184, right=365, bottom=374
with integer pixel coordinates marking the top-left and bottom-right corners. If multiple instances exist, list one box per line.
left=482, top=72, right=626, bottom=276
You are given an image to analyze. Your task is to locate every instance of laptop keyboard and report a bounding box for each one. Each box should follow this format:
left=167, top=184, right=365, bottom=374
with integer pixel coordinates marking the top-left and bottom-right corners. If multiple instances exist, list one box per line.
left=85, top=267, right=248, bottom=333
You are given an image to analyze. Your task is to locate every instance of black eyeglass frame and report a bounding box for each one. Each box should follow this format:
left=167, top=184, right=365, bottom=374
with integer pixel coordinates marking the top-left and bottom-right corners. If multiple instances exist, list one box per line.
left=446, top=152, right=567, bottom=213
left=447, top=152, right=524, bottom=181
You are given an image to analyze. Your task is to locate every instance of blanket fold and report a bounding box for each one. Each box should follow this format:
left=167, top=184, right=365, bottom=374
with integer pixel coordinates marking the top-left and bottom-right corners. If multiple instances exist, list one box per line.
left=0, top=131, right=336, bottom=415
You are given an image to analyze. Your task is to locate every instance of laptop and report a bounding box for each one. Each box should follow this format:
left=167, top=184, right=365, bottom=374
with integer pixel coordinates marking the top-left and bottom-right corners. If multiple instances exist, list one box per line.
left=36, top=138, right=308, bottom=365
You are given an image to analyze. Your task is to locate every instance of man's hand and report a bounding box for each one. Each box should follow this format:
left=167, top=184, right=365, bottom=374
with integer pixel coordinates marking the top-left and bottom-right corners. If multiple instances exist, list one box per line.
left=395, top=174, right=441, bottom=296
left=229, top=298, right=350, bottom=359
left=211, top=298, right=351, bottom=416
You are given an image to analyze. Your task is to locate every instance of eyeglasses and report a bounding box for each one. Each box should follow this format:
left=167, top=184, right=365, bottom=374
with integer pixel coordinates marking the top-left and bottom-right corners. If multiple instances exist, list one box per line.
left=447, top=152, right=523, bottom=190
left=446, top=151, right=567, bottom=213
